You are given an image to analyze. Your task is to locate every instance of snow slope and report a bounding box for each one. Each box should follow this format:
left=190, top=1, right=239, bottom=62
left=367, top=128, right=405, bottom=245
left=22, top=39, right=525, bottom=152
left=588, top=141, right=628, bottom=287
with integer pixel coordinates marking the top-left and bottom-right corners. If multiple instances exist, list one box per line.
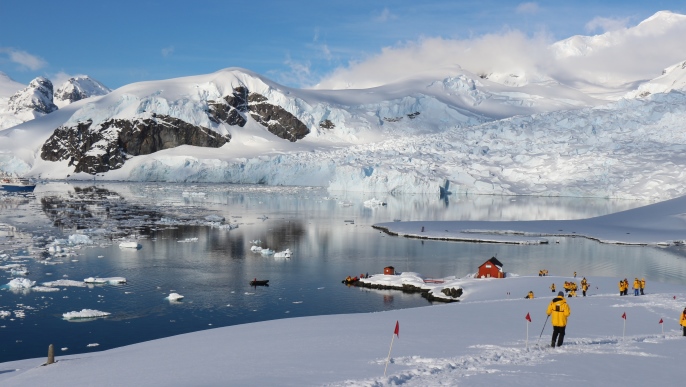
left=0, top=274, right=682, bottom=386
left=375, top=193, right=686, bottom=245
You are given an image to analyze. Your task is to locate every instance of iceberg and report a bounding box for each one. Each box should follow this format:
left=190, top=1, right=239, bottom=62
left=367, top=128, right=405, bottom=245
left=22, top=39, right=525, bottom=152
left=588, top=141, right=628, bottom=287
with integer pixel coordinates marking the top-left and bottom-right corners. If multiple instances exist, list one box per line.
left=7, top=278, right=35, bottom=289
left=62, top=309, right=111, bottom=320
left=274, top=249, right=292, bottom=258
left=119, top=241, right=141, bottom=249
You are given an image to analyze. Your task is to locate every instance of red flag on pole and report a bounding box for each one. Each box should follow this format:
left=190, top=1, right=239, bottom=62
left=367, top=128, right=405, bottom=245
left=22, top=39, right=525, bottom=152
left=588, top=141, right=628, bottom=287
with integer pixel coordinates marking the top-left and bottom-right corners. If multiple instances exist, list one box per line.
left=621, top=312, right=626, bottom=320
left=394, top=321, right=399, bottom=337
left=525, top=312, right=531, bottom=322
left=659, top=318, right=663, bottom=324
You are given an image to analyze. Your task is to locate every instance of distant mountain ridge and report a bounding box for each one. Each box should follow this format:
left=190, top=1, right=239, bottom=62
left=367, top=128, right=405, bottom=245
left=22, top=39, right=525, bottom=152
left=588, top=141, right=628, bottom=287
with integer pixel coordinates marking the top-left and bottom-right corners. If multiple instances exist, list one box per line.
left=0, top=75, right=110, bottom=130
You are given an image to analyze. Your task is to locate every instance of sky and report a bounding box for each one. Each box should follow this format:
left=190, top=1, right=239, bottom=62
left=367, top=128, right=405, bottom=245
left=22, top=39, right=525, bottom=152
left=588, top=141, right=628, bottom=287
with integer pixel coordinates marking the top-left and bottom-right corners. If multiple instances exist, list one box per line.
left=0, top=1, right=684, bottom=91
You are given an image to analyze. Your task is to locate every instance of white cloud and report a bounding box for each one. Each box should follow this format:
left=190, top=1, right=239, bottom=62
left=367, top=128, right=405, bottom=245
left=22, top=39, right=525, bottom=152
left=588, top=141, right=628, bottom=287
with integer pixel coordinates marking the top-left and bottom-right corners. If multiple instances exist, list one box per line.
left=585, top=16, right=630, bottom=33
left=314, top=12, right=686, bottom=91
left=516, top=2, right=540, bottom=15
left=314, top=31, right=553, bottom=89
left=161, top=46, right=175, bottom=57
left=375, top=7, right=397, bottom=23
left=0, top=47, right=47, bottom=71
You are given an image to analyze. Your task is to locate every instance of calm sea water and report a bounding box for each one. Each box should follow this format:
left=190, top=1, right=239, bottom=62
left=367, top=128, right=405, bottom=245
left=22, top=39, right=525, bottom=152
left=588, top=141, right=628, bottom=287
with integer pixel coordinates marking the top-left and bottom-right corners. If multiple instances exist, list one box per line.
left=1, top=182, right=685, bottom=363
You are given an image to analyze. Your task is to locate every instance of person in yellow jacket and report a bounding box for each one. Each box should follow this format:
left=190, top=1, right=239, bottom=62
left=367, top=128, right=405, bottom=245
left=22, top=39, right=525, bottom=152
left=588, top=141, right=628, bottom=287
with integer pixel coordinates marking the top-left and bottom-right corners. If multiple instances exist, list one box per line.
left=640, top=278, right=646, bottom=295
left=618, top=280, right=624, bottom=296
left=582, top=282, right=589, bottom=297
left=550, top=283, right=556, bottom=293
left=681, top=307, right=686, bottom=336
left=633, top=278, right=640, bottom=296
left=547, top=291, right=571, bottom=347
left=526, top=290, right=534, bottom=299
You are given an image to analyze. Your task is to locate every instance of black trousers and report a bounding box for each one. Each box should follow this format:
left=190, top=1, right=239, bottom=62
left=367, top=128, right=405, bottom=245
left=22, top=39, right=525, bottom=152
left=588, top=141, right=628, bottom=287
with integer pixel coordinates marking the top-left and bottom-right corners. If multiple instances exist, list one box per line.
left=551, top=326, right=566, bottom=347
left=683, top=326, right=685, bottom=336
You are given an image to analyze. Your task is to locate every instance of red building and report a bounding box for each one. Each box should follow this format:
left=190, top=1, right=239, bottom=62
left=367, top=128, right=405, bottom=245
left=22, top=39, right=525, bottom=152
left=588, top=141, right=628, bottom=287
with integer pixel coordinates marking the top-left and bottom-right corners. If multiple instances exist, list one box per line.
left=384, top=266, right=395, bottom=275
left=477, top=257, right=505, bottom=278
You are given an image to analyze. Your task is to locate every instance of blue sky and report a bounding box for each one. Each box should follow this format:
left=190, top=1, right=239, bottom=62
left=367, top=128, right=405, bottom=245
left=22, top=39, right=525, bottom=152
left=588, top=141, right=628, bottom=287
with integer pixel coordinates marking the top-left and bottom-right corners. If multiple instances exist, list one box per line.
left=0, top=0, right=683, bottom=90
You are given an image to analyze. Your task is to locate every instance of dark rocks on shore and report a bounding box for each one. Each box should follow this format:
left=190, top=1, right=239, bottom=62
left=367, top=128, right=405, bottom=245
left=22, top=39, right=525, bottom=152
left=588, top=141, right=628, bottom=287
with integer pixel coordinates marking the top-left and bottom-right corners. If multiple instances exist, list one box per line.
left=351, top=280, right=461, bottom=303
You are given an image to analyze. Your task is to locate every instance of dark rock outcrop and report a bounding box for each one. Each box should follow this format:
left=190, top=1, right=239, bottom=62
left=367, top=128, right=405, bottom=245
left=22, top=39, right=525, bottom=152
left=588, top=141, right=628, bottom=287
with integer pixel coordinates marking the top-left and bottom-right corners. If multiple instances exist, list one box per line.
left=41, top=114, right=230, bottom=174
left=319, top=119, right=335, bottom=129
left=208, top=86, right=309, bottom=142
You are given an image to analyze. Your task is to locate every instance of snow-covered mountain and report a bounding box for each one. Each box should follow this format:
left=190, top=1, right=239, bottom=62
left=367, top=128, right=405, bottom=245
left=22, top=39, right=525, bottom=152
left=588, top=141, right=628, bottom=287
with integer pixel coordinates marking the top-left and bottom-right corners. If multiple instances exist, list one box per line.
left=0, top=75, right=110, bottom=130
left=53, top=76, right=111, bottom=108
left=7, top=76, right=58, bottom=116
left=2, top=12, right=686, bottom=201
left=0, top=77, right=57, bottom=130
left=625, top=60, right=686, bottom=98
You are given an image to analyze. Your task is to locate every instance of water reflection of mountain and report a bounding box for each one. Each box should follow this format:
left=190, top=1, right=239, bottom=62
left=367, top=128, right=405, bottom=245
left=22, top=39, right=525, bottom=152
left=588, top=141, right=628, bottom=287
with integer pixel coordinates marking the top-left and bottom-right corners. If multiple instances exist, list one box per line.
left=40, top=186, right=166, bottom=236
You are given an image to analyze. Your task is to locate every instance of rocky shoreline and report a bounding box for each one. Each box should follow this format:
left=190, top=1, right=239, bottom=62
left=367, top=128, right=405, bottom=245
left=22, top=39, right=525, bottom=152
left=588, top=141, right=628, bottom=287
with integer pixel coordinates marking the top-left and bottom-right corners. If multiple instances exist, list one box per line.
left=351, top=280, right=462, bottom=303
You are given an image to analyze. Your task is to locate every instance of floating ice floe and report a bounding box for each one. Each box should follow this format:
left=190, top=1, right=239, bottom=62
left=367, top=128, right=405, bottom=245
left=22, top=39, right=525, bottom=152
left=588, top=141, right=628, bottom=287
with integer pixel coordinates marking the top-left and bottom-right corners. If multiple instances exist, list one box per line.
left=177, top=237, right=199, bottom=243
left=7, top=278, right=35, bottom=289
left=32, top=286, right=60, bottom=292
left=0, top=311, right=11, bottom=318
left=250, top=245, right=263, bottom=252
left=118, top=241, right=141, bottom=249
left=274, top=249, right=292, bottom=258
left=363, top=198, right=387, bottom=208
left=86, top=343, right=99, bottom=347
left=68, top=234, right=92, bottom=245
left=84, top=277, right=127, bottom=285
left=260, top=248, right=275, bottom=256
left=167, top=293, right=184, bottom=301
left=63, top=309, right=111, bottom=320
left=249, top=239, right=261, bottom=245
left=42, top=279, right=86, bottom=288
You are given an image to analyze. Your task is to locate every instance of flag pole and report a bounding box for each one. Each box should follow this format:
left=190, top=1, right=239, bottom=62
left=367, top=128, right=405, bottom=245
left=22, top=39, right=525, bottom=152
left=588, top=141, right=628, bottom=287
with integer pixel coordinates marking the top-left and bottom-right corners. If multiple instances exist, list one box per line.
left=384, top=321, right=399, bottom=377
left=524, top=312, right=531, bottom=349
left=622, top=314, right=626, bottom=340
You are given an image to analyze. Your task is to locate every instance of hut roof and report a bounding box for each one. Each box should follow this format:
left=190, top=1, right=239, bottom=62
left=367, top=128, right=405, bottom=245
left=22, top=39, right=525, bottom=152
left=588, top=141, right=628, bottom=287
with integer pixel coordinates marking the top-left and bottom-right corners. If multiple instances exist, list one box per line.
left=482, top=257, right=503, bottom=268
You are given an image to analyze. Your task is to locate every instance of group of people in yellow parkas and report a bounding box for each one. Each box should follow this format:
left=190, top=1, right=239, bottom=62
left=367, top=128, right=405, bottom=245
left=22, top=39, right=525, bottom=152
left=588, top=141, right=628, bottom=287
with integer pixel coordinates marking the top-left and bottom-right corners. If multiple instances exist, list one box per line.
left=545, top=287, right=686, bottom=348
left=538, top=269, right=549, bottom=276
left=618, top=277, right=646, bottom=296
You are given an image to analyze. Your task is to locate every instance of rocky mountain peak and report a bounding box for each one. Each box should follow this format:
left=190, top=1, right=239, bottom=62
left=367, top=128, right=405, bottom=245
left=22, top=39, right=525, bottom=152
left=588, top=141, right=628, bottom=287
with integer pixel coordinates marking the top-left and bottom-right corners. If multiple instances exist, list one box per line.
left=54, top=76, right=111, bottom=106
left=7, top=76, right=58, bottom=116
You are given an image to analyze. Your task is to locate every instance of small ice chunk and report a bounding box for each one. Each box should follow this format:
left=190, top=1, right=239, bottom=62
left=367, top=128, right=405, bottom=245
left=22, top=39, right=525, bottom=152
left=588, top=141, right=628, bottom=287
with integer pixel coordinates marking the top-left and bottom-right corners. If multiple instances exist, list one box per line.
left=167, top=293, right=184, bottom=301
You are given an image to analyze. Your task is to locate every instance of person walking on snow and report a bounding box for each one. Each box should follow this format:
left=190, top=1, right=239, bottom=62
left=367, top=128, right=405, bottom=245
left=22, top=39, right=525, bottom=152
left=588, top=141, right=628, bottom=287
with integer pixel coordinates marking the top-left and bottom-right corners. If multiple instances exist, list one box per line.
left=640, top=278, right=646, bottom=295
left=546, top=291, right=571, bottom=347
left=550, top=283, right=556, bottom=293
left=681, top=308, right=686, bottom=336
